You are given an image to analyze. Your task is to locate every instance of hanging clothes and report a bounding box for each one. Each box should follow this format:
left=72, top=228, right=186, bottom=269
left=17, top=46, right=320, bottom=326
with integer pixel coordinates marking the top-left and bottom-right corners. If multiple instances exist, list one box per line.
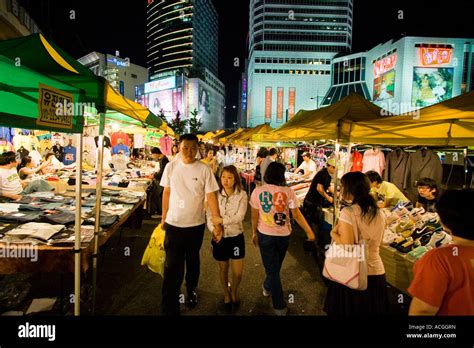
left=403, top=148, right=443, bottom=203
left=383, top=149, right=409, bottom=192
left=159, top=134, right=173, bottom=156
left=111, top=131, right=131, bottom=147
left=94, top=135, right=112, bottom=149
left=133, top=134, right=145, bottom=149
left=29, top=150, right=43, bottom=167
left=52, top=144, right=64, bottom=162
left=0, top=139, right=14, bottom=153
left=63, top=145, right=77, bottom=165
left=362, top=148, right=386, bottom=175
left=0, top=127, right=13, bottom=144
left=16, top=147, right=29, bottom=160
left=350, top=150, right=363, bottom=172
left=51, top=133, right=64, bottom=147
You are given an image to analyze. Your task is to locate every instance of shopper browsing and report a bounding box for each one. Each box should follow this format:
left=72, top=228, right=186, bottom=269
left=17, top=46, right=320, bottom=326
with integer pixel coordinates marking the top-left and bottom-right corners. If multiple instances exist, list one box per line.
left=366, top=170, right=410, bottom=209
left=260, top=148, right=278, bottom=184
left=160, top=134, right=223, bottom=316
left=0, top=151, right=53, bottom=201
left=408, top=189, right=474, bottom=316
left=18, top=155, right=52, bottom=180
left=201, top=148, right=218, bottom=176
left=250, top=162, right=315, bottom=316
left=207, top=165, right=248, bottom=312
left=324, top=172, right=388, bottom=316
left=295, top=152, right=317, bottom=180
left=415, top=177, right=439, bottom=212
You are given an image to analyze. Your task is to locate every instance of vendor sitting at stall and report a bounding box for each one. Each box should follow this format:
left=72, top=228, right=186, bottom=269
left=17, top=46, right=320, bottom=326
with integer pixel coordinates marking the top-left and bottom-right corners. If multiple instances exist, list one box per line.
left=0, top=151, right=53, bottom=201
left=415, top=177, right=440, bottom=212
left=18, top=155, right=52, bottom=180
left=366, top=170, right=410, bottom=209
left=295, top=152, right=317, bottom=181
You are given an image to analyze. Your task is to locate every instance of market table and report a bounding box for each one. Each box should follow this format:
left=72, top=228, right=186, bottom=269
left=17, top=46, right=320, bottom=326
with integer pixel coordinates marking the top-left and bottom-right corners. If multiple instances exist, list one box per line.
left=379, top=244, right=415, bottom=295
left=0, top=196, right=146, bottom=275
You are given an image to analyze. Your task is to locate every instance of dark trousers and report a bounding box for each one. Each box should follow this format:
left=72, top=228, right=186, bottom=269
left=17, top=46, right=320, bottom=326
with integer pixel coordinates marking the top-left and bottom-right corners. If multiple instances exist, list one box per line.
left=258, top=232, right=290, bottom=310
left=161, top=223, right=205, bottom=315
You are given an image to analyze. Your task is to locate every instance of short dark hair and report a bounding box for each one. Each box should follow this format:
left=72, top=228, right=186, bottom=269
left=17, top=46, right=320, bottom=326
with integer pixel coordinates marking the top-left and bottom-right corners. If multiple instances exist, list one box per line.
left=365, top=170, right=383, bottom=184
left=206, top=148, right=216, bottom=156
left=436, top=189, right=474, bottom=240
left=19, top=156, right=32, bottom=169
left=264, top=162, right=286, bottom=186
left=179, top=134, right=199, bottom=143
left=417, top=177, right=439, bottom=195
left=0, top=151, right=17, bottom=165
left=45, top=153, right=55, bottom=161
left=269, top=148, right=277, bottom=157
left=257, top=147, right=268, bottom=159
left=151, top=147, right=162, bottom=155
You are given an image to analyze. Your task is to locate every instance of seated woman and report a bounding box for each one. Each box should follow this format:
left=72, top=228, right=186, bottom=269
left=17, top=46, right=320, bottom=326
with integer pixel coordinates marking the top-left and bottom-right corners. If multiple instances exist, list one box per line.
left=0, top=152, right=53, bottom=201
left=415, top=178, right=439, bottom=212
left=18, top=156, right=52, bottom=180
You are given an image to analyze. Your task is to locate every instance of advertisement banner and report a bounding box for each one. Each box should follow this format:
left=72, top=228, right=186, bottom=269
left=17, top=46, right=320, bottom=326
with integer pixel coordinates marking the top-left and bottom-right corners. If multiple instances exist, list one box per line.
left=288, top=88, right=295, bottom=119
left=374, top=53, right=397, bottom=77
left=148, top=89, right=174, bottom=119
left=412, top=67, right=453, bottom=107
left=373, top=70, right=396, bottom=101
left=265, top=87, right=272, bottom=123
left=277, top=87, right=284, bottom=123
left=419, top=48, right=452, bottom=66
left=144, top=77, right=176, bottom=94
left=37, top=84, right=74, bottom=130
left=198, top=85, right=211, bottom=121
left=144, top=131, right=163, bottom=147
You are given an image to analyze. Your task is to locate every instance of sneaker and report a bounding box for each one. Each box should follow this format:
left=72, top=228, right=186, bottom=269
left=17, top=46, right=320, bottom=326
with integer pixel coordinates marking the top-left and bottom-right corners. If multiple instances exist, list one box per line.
left=274, top=307, right=288, bottom=316
left=186, top=290, right=198, bottom=308
left=262, top=285, right=271, bottom=297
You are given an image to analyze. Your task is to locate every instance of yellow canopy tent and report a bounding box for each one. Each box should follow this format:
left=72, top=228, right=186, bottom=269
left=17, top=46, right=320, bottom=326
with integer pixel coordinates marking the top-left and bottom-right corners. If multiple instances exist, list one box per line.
left=273, top=93, right=389, bottom=142
left=349, top=90, right=474, bottom=146
left=220, top=128, right=246, bottom=144
left=232, top=123, right=273, bottom=145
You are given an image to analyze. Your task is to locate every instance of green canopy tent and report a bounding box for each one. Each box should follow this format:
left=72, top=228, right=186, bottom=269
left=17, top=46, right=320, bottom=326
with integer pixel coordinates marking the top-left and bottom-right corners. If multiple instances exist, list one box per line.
left=0, top=33, right=164, bottom=315
left=0, top=53, right=86, bottom=315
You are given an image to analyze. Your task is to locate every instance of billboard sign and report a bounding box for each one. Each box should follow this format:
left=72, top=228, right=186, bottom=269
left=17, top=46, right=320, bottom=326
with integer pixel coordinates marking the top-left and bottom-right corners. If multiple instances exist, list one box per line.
left=412, top=67, right=453, bottom=107
left=373, top=70, right=396, bottom=101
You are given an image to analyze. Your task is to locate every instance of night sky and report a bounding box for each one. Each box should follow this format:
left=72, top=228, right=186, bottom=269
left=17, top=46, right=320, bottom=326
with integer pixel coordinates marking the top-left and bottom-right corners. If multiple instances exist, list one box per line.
left=17, top=0, right=474, bottom=127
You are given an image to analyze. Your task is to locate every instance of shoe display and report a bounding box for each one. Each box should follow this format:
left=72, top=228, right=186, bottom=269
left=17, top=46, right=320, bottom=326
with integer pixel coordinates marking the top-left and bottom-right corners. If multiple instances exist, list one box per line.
left=396, top=239, right=415, bottom=253
left=417, top=232, right=434, bottom=246
left=426, top=232, right=453, bottom=249
left=408, top=246, right=429, bottom=259
left=390, top=236, right=406, bottom=249
left=186, top=290, right=198, bottom=309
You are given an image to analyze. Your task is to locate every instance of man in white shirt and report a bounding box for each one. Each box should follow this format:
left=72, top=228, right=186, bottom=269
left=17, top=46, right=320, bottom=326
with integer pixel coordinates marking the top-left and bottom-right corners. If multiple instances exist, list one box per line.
left=0, top=151, right=52, bottom=200
left=295, top=152, right=317, bottom=180
left=160, top=134, right=223, bottom=315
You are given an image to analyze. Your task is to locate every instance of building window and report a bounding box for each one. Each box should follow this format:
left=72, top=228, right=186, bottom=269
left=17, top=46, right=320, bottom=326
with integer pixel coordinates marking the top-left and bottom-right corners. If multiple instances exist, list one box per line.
left=131, top=73, right=138, bottom=79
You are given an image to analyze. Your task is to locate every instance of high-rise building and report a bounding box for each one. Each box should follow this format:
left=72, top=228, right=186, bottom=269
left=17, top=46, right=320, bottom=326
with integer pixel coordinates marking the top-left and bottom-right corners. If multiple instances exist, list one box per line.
left=146, top=0, right=218, bottom=80
left=247, top=0, right=353, bottom=127
left=78, top=52, right=148, bottom=101
left=0, top=0, right=41, bottom=39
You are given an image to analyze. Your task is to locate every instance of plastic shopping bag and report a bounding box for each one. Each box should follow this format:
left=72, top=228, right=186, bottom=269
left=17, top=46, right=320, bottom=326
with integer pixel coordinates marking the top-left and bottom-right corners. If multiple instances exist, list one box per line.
left=141, top=224, right=166, bottom=277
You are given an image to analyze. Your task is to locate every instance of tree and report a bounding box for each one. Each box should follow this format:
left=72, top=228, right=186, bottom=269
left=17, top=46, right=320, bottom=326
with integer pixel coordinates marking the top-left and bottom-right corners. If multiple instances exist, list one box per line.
left=169, top=111, right=188, bottom=137
left=188, top=108, right=203, bottom=134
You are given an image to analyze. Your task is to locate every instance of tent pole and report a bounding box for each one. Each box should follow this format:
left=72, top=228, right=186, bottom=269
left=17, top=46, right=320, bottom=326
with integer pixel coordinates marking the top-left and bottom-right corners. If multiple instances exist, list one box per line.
left=333, top=141, right=340, bottom=225
left=74, top=133, right=83, bottom=316
left=463, top=147, right=468, bottom=189
left=92, top=112, right=106, bottom=315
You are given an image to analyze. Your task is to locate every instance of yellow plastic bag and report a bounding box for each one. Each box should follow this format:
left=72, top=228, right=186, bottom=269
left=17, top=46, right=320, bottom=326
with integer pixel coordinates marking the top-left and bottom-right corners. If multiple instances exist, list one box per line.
left=141, top=224, right=166, bottom=276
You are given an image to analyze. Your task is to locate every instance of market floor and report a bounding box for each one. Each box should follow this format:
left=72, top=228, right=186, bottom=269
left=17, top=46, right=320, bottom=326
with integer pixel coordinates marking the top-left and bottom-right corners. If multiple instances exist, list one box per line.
left=0, top=210, right=409, bottom=316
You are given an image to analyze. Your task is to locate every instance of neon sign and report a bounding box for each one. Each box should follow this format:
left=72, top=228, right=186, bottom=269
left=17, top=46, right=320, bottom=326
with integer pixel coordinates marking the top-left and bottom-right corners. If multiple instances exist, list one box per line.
left=374, top=54, right=397, bottom=77
left=420, top=48, right=452, bottom=66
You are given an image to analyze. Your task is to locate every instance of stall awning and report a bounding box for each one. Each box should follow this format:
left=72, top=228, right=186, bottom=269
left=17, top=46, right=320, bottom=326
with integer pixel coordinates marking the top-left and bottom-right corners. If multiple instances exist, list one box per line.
left=0, top=34, right=163, bottom=130
left=274, top=93, right=390, bottom=142
left=0, top=54, right=85, bottom=133
left=349, top=91, right=474, bottom=146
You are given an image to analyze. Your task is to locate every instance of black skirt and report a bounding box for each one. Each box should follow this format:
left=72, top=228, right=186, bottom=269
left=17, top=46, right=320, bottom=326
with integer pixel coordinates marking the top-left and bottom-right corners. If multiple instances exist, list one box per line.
left=323, top=274, right=389, bottom=317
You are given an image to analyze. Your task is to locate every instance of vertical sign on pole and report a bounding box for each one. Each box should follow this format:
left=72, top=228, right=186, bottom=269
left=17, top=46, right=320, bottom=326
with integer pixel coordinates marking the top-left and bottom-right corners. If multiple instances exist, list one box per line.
left=276, top=87, right=283, bottom=123
left=288, top=87, right=295, bottom=119
left=265, top=87, right=272, bottom=123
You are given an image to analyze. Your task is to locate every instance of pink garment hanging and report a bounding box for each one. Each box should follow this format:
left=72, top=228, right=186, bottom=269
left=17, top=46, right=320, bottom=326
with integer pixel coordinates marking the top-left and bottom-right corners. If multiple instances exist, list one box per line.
left=362, top=148, right=386, bottom=175
left=159, top=135, right=173, bottom=156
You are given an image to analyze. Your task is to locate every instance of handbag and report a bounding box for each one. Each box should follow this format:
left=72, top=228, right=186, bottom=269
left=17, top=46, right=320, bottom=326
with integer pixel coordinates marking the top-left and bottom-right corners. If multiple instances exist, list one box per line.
left=141, top=224, right=166, bottom=277
left=322, top=206, right=368, bottom=290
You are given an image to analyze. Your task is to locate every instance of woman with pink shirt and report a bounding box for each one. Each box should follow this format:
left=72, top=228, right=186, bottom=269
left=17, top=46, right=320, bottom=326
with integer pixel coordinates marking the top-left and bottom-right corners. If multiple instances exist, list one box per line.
left=324, top=171, right=388, bottom=316
left=250, top=162, right=315, bottom=316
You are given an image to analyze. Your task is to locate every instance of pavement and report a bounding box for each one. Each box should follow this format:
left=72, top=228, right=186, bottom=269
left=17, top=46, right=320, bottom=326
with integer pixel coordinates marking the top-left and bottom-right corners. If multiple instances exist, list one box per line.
left=0, top=210, right=409, bottom=316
